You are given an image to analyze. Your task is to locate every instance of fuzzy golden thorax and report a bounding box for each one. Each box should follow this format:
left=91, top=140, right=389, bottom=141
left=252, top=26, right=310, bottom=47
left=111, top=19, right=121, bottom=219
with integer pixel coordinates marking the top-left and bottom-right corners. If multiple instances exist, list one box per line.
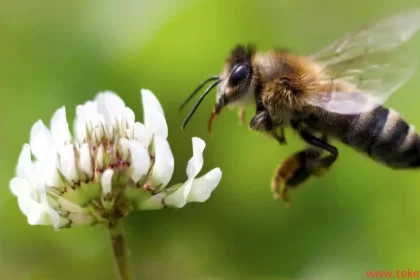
left=255, top=51, right=325, bottom=124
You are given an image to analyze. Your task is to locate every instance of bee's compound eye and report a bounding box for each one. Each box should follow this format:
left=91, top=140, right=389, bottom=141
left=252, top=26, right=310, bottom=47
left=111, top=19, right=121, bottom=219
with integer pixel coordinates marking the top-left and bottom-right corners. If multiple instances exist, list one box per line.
left=230, top=64, right=249, bottom=84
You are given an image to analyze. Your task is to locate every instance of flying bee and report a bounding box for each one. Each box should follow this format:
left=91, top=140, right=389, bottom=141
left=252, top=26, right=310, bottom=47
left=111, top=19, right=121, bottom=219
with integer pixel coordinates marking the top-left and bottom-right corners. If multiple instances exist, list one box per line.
left=179, top=10, right=420, bottom=206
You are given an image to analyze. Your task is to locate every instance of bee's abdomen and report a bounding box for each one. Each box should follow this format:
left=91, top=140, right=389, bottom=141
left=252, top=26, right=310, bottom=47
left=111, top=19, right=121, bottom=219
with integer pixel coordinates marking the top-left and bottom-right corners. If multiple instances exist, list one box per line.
left=344, top=106, right=420, bottom=168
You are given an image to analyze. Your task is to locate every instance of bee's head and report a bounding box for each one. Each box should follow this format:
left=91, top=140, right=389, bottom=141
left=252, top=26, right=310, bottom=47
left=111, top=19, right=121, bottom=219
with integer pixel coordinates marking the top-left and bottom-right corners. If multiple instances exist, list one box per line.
left=215, top=44, right=256, bottom=114
left=180, top=44, right=256, bottom=131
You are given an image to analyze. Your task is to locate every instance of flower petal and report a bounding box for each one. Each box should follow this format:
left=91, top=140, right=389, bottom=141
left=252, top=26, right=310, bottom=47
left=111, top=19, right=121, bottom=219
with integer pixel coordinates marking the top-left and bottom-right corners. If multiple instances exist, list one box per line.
left=95, top=90, right=125, bottom=118
left=91, top=117, right=106, bottom=144
left=128, top=140, right=151, bottom=183
left=39, top=146, right=60, bottom=187
left=186, top=137, right=205, bottom=179
left=163, top=183, right=188, bottom=208
left=74, top=101, right=99, bottom=143
left=150, top=136, right=174, bottom=188
left=138, top=193, right=165, bottom=210
left=17, top=196, right=55, bottom=226
left=16, top=144, right=33, bottom=180
left=39, top=190, right=61, bottom=229
left=96, top=145, right=105, bottom=170
left=9, top=177, right=33, bottom=197
left=30, top=120, right=52, bottom=160
left=141, top=89, right=168, bottom=138
left=96, top=91, right=125, bottom=126
left=187, top=168, right=222, bottom=202
left=73, top=114, right=87, bottom=143
left=79, top=143, right=93, bottom=177
left=133, top=122, right=151, bottom=148
left=123, top=107, right=135, bottom=130
left=180, top=137, right=205, bottom=200
left=50, top=107, right=71, bottom=148
left=101, top=169, right=114, bottom=196
left=119, top=138, right=130, bottom=161
left=145, top=111, right=168, bottom=139
left=58, top=145, right=79, bottom=182
left=141, top=89, right=164, bottom=116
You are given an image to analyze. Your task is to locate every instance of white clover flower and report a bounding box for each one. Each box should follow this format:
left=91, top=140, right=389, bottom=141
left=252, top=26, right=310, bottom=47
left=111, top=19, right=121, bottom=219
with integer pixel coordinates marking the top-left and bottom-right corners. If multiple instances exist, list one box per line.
left=9, top=89, right=222, bottom=229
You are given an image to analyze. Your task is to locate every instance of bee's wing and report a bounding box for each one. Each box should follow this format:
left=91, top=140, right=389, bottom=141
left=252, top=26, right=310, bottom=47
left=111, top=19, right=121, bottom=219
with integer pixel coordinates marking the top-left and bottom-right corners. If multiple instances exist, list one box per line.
left=306, top=10, right=420, bottom=115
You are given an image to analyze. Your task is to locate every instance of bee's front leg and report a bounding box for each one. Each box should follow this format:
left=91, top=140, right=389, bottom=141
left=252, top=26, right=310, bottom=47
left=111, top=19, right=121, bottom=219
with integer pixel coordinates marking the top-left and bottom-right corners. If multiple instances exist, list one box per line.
left=238, top=107, right=246, bottom=125
left=274, top=126, right=287, bottom=145
left=249, top=94, right=272, bottom=130
left=249, top=111, right=288, bottom=146
left=249, top=100, right=287, bottom=145
left=249, top=110, right=273, bottom=131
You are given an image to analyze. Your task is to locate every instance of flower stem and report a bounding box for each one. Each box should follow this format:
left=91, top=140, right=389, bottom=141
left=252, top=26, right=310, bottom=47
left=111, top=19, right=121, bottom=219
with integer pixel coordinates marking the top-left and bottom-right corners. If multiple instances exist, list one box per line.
left=109, top=222, right=133, bottom=280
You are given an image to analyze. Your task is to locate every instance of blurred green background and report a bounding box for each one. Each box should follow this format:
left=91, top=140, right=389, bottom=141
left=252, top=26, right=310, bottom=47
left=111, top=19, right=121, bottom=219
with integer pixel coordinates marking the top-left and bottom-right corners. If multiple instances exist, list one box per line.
left=2, top=1, right=420, bottom=279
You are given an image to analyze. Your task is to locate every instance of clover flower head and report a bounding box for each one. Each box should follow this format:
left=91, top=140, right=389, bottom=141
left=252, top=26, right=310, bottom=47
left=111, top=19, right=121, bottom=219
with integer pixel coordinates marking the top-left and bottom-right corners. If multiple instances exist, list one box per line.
left=10, top=89, right=222, bottom=229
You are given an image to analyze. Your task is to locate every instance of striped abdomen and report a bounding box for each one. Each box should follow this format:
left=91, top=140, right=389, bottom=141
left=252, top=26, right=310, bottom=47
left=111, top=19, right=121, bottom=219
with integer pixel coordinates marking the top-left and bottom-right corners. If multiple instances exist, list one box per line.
left=340, top=106, right=420, bottom=169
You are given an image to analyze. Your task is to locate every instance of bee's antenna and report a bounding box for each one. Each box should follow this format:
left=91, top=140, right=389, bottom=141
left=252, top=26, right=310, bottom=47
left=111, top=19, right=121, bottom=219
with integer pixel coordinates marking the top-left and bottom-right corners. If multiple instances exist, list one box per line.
left=179, top=75, right=220, bottom=111
left=181, top=80, right=221, bottom=130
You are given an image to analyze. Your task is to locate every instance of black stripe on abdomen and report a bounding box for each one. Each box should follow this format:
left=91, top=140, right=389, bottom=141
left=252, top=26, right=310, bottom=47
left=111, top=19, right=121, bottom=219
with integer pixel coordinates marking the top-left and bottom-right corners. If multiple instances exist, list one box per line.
left=347, top=106, right=420, bottom=169
left=380, top=120, right=420, bottom=168
left=369, top=109, right=408, bottom=159
left=345, top=106, right=389, bottom=153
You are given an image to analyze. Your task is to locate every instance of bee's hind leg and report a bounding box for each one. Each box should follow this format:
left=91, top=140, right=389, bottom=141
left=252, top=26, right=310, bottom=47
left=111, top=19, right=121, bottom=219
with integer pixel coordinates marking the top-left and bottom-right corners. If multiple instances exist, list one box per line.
left=272, top=131, right=339, bottom=206
left=271, top=148, right=322, bottom=206
left=299, top=130, right=339, bottom=177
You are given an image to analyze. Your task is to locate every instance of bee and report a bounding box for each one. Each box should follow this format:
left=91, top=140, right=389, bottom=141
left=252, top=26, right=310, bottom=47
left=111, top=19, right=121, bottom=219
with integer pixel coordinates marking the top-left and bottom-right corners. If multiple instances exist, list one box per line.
left=179, top=10, right=420, bottom=206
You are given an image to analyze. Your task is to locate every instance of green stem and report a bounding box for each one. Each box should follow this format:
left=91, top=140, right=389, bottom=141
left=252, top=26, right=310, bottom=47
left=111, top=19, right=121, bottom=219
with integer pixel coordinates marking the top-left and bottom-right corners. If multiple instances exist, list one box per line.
left=109, top=222, right=133, bottom=280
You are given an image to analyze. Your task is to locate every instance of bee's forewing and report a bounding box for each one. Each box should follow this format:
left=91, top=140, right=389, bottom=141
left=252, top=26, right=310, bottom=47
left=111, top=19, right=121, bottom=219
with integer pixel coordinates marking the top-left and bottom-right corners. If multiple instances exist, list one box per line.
left=307, top=10, right=420, bottom=115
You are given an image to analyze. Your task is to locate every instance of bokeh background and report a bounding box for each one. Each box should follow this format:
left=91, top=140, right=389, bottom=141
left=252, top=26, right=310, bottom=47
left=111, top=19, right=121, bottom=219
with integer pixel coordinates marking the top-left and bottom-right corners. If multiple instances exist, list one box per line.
left=2, top=1, right=420, bottom=279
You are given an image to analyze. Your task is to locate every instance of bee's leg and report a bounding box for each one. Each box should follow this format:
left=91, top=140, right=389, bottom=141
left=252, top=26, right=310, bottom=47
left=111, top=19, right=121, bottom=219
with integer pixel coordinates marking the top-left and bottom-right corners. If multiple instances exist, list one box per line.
left=238, top=107, right=246, bottom=125
left=312, top=154, right=337, bottom=177
left=271, top=148, right=322, bottom=206
left=249, top=111, right=273, bottom=131
left=298, top=130, right=339, bottom=176
left=250, top=113, right=287, bottom=145
left=273, top=126, right=287, bottom=145
left=249, top=97, right=273, bottom=131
